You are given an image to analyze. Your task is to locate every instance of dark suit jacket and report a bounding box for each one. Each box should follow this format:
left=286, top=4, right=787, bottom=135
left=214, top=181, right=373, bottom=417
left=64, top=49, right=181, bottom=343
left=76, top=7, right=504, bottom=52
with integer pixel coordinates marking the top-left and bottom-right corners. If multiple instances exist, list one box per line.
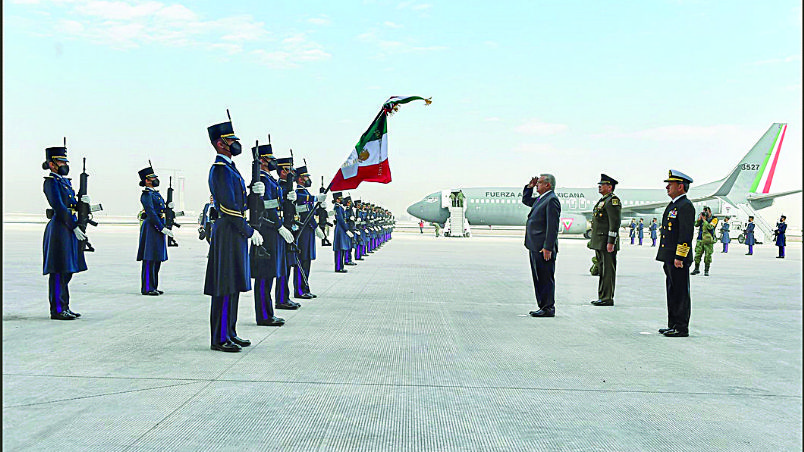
left=655, top=194, right=695, bottom=264
left=522, top=186, right=561, bottom=253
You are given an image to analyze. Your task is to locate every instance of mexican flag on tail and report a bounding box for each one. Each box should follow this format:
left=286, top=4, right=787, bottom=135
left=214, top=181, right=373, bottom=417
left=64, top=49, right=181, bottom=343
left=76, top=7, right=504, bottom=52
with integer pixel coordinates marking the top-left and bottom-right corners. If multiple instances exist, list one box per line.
left=329, top=96, right=431, bottom=191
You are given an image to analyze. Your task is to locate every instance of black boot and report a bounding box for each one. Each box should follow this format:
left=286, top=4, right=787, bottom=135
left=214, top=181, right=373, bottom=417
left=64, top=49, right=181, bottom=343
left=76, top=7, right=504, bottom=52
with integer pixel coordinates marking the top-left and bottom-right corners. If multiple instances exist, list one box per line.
left=704, top=265, right=710, bottom=276
left=691, top=263, right=700, bottom=275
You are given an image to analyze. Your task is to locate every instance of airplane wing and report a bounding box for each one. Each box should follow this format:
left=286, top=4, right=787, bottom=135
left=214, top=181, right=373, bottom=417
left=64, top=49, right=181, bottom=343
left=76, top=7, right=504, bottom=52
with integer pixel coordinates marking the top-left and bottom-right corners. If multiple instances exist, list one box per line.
left=745, top=189, right=802, bottom=202
left=601, top=194, right=720, bottom=216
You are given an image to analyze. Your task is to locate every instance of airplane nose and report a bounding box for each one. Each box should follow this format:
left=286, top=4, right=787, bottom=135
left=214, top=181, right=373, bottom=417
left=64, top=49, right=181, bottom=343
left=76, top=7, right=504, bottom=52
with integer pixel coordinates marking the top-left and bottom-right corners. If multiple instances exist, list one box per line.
left=406, top=201, right=424, bottom=218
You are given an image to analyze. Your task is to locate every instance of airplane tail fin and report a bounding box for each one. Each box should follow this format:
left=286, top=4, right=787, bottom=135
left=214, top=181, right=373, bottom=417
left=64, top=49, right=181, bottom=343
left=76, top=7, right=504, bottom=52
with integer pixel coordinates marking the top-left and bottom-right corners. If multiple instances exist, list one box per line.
left=711, top=123, right=788, bottom=206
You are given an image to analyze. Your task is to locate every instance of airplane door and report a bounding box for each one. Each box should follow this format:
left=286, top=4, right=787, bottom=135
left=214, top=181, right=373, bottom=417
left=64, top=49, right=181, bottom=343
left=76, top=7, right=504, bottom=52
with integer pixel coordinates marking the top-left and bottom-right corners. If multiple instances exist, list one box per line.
left=569, top=198, right=577, bottom=210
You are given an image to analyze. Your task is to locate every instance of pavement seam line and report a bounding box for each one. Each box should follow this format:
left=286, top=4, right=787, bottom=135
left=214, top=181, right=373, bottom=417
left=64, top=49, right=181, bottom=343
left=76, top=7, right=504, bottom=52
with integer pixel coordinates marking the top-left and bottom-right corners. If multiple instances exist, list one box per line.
left=3, top=381, right=204, bottom=408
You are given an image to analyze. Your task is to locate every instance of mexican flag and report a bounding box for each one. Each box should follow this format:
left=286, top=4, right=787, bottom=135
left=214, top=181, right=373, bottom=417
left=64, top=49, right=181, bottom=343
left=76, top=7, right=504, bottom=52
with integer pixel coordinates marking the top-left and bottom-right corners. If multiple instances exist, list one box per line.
left=329, top=96, right=431, bottom=191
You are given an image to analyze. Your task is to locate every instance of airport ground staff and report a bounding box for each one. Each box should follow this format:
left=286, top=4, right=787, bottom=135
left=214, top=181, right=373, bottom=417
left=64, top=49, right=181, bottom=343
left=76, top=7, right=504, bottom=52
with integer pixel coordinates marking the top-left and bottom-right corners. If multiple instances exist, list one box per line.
left=204, top=118, right=260, bottom=352
left=293, top=165, right=326, bottom=299
left=637, top=219, right=644, bottom=245
left=136, top=165, right=172, bottom=296
left=275, top=157, right=301, bottom=310
left=745, top=216, right=756, bottom=255
left=649, top=218, right=658, bottom=247
left=42, top=146, right=88, bottom=320
left=332, top=192, right=351, bottom=272
left=657, top=170, right=695, bottom=338
left=589, top=174, right=621, bottom=307
left=691, top=206, right=717, bottom=276
left=629, top=219, right=636, bottom=245
left=248, top=143, right=287, bottom=327
left=720, top=217, right=730, bottom=253
left=774, top=216, right=787, bottom=258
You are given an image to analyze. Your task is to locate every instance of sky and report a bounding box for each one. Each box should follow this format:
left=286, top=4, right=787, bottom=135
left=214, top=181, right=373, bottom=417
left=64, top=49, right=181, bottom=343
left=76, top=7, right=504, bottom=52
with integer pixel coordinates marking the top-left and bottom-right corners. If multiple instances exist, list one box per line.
left=3, top=0, right=802, bottom=224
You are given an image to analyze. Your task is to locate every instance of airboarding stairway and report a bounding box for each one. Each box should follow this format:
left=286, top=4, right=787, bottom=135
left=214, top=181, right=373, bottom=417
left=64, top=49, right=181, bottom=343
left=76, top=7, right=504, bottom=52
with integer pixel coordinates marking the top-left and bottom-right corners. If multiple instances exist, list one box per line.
left=736, top=203, right=773, bottom=243
left=447, top=206, right=470, bottom=237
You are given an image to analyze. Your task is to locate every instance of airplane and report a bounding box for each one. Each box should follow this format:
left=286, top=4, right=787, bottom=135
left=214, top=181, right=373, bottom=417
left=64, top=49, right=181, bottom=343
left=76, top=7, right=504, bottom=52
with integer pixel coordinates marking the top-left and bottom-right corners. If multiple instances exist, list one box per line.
left=407, top=123, right=800, bottom=240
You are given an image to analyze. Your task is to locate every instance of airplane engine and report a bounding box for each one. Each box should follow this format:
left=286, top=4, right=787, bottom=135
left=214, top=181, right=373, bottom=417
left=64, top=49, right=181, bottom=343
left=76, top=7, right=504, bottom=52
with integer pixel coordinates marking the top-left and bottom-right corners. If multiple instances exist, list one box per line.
left=558, top=214, right=588, bottom=234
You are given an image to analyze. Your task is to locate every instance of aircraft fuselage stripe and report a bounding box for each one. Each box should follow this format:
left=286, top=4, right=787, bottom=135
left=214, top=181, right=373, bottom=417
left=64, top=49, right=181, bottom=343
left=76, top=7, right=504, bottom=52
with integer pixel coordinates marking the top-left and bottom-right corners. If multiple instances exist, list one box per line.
left=762, top=124, right=786, bottom=194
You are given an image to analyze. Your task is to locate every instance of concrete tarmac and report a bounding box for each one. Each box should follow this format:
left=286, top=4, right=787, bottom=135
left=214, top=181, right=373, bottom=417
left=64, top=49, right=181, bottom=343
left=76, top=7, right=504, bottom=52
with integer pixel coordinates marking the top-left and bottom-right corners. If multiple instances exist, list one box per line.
left=3, top=223, right=802, bottom=451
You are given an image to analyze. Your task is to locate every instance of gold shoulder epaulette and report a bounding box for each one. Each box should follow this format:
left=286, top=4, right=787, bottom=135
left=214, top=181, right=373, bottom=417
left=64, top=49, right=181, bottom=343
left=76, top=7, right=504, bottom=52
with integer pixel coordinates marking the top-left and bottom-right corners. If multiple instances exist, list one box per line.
left=611, top=197, right=620, bottom=206
left=676, top=243, right=691, bottom=257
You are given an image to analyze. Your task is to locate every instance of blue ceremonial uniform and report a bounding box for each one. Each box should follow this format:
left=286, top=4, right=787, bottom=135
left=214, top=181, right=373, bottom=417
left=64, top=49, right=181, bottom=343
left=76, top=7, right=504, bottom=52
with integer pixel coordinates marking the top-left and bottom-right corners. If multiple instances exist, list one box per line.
left=629, top=220, right=636, bottom=244
left=333, top=203, right=350, bottom=271
left=250, top=170, right=286, bottom=322
left=775, top=221, right=786, bottom=258
left=745, top=221, right=755, bottom=255
left=637, top=221, right=644, bottom=245
left=720, top=221, right=730, bottom=252
left=43, top=172, right=87, bottom=316
left=649, top=222, right=658, bottom=246
left=137, top=187, right=168, bottom=294
left=293, top=186, right=317, bottom=297
left=204, top=154, right=254, bottom=347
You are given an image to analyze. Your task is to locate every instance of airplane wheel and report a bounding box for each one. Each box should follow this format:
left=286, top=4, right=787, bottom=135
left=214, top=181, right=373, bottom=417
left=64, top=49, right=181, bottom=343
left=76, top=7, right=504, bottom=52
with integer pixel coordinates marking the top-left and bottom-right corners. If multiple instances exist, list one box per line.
left=738, top=234, right=745, bottom=244
left=583, top=229, right=591, bottom=239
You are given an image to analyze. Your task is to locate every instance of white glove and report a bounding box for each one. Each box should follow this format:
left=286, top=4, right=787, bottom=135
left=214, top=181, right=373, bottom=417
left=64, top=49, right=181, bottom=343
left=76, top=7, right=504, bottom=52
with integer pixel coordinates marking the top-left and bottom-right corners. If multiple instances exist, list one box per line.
left=81, top=195, right=91, bottom=204
left=278, top=226, right=294, bottom=243
left=346, top=231, right=353, bottom=238
left=161, top=227, right=175, bottom=238
left=349, top=215, right=355, bottom=221
left=250, top=230, right=264, bottom=246
left=315, top=228, right=325, bottom=239
left=315, top=194, right=326, bottom=202
left=319, top=199, right=328, bottom=209
left=356, top=231, right=361, bottom=236
left=356, top=218, right=362, bottom=224
left=73, top=227, right=87, bottom=241
left=167, top=202, right=175, bottom=209
left=252, top=182, right=265, bottom=195
left=286, top=191, right=298, bottom=202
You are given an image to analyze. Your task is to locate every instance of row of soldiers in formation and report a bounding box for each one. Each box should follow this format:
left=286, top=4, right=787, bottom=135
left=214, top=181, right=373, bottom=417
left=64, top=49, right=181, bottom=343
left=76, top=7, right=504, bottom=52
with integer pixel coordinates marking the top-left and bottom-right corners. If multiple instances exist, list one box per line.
left=40, top=117, right=395, bottom=353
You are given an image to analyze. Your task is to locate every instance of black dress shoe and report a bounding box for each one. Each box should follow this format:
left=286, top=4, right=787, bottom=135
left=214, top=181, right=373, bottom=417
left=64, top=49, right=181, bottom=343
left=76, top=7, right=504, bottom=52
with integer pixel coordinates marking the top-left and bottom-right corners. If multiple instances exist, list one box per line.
left=529, top=309, right=555, bottom=317
left=590, top=299, right=601, bottom=304
left=295, top=293, right=314, bottom=299
left=658, top=328, right=673, bottom=334
left=345, top=262, right=357, bottom=266
left=355, top=258, right=364, bottom=261
left=156, top=290, right=164, bottom=294
left=257, top=316, right=285, bottom=326
left=67, top=309, right=81, bottom=318
left=662, top=329, right=689, bottom=337
left=307, top=293, right=317, bottom=298
left=275, top=303, right=300, bottom=310
left=51, top=311, right=76, bottom=320
left=142, top=290, right=160, bottom=296
left=592, top=300, right=614, bottom=306
left=211, top=341, right=241, bottom=352
left=335, top=269, right=348, bottom=273
left=231, top=336, right=251, bottom=347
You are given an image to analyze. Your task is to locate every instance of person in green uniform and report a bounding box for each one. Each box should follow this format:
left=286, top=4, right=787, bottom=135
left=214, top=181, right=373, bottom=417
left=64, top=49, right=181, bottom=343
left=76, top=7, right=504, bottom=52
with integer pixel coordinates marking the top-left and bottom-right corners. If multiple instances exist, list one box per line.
left=691, top=206, right=717, bottom=276
left=589, top=174, right=622, bottom=306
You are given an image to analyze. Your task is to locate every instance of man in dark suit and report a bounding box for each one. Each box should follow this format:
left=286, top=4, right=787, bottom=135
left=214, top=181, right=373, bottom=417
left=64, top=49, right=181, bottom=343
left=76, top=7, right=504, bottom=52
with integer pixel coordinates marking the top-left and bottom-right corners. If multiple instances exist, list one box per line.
left=522, top=174, right=561, bottom=317
left=656, top=170, right=695, bottom=337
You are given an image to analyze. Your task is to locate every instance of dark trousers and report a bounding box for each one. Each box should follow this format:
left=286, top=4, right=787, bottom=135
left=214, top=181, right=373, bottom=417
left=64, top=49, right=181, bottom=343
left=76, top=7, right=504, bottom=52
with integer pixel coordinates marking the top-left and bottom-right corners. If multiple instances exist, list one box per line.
left=651, top=238, right=657, bottom=247
left=277, top=262, right=293, bottom=305
left=778, top=246, right=785, bottom=257
left=595, top=249, right=617, bottom=302
left=294, top=260, right=311, bottom=296
left=48, top=272, right=73, bottom=315
left=528, top=249, right=556, bottom=311
left=334, top=250, right=346, bottom=271
left=663, top=261, right=691, bottom=333
left=345, top=247, right=353, bottom=263
left=210, top=292, right=240, bottom=346
left=723, top=243, right=728, bottom=253
left=141, top=260, right=161, bottom=293
left=254, top=278, right=276, bottom=322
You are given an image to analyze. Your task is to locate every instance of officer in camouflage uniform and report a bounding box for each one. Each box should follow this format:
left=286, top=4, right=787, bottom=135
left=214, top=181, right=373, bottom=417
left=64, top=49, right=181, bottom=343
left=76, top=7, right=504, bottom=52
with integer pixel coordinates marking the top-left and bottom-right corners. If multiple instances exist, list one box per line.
left=691, top=206, right=717, bottom=276
left=589, top=174, right=622, bottom=306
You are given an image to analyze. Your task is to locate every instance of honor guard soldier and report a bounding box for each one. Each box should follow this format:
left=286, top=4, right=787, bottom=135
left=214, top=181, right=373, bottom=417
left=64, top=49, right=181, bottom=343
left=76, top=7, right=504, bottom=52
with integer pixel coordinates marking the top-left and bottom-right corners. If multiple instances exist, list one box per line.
left=249, top=143, right=290, bottom=326
left=656, top=170, right=695, bottom=337
left=42, top=145, right=88, bottom=320
left=317, top=183, right=332, bottom=246
left=332, top=192, right=351, bottom=272
left=204, top=117, right=262, bottom=352
left=136, top=165, right=173, bottom=295
left=745, top=216, right=756, bottom=255
left=774, top=215, right=787, bottom=258
left=649, top=218, right=659, bottom=247
left=275, top=157, right=302, bottom=310
left=589, top=174, right=622, bottom=307
left=720, top=217, right=730, bottom=253
left=353, top=199, right=366, bottom=261
left=292, top=165, right=327, bottom=299
left=637, top=218, right=644, bottom=245
left=691, top=206, right=717, bottom=276
left=628, top=219, right=636, bottom=245
left=343, top=196, right=358, bottom=265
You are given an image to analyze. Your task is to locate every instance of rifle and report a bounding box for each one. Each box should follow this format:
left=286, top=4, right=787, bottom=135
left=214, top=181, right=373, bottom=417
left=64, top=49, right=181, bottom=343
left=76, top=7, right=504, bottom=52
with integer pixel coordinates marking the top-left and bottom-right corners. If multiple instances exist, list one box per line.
left=248, top=139, right=269, bottom=257
left=76, top=156, right=103, bottom=252
left=165, top=176, right=183, bottom=247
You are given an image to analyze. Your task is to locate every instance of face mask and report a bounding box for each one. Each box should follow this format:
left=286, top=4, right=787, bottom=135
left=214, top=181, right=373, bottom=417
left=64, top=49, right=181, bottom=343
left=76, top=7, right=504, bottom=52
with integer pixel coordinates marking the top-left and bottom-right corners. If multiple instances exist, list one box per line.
left=304, top=179, right=312, bottom=188
left=267, top=160, right=278, bottom=171
left=151, top=178, right=160, bottom=188
left=229, top=140, right=242, bottom=156
left=57, top=164, right=70, bottom=176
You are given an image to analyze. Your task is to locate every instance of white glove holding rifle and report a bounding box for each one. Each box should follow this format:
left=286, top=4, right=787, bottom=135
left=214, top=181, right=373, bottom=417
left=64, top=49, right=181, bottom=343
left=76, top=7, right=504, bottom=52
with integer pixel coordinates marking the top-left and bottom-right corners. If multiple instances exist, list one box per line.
left=250, top=230, right=264, bottom=246
left=278, top=226, right=294, bottom=243
left=315, top=228, right=325, bottom=239
left=286, top=191, right=297, bottom=202
left=161, top=227, right=174, bottom=238
left=73, top=227, right=87, bottom=241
